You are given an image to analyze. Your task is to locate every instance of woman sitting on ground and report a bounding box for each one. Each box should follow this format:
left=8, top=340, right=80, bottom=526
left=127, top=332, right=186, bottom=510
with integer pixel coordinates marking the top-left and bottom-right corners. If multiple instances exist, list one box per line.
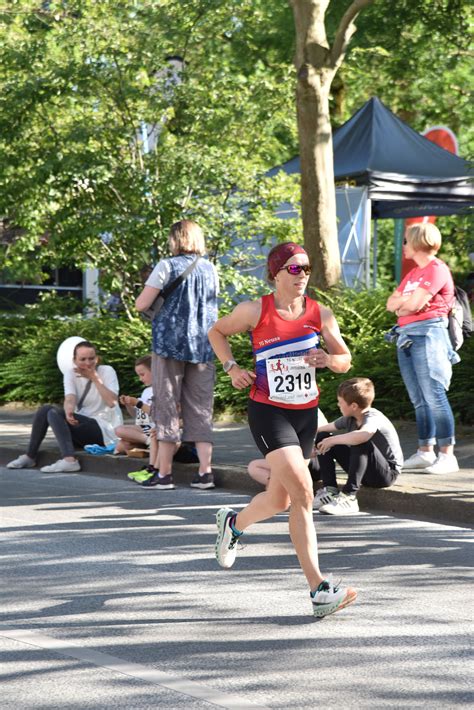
left=7, top=340, right=122, bottom=473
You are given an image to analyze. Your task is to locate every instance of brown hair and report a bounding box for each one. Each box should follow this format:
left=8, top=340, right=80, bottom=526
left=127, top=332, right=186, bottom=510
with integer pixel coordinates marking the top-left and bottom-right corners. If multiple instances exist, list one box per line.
left=73, top=341, right=97, bottom=358
left=406, top=223, right=442, bottom=253
left=168, top=220, right=206, bottom=255
left=337, top=377, right=375, bottom=409
left=135, top=355, right=152, bottom=370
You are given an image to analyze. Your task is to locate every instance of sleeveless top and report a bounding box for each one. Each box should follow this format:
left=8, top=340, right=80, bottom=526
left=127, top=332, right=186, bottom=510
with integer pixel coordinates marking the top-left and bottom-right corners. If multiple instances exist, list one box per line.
left=249, top=294, right=322, bottom=410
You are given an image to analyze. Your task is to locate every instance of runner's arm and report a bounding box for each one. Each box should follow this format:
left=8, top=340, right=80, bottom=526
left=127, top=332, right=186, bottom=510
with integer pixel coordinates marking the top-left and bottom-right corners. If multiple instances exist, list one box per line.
left=208, top=301, right=260, bottom=389
left=315, top=306, right=351, bottom=373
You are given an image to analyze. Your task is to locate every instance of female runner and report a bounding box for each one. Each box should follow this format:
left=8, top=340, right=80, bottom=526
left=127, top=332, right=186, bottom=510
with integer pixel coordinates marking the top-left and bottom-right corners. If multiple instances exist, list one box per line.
left=208, top=242, right=357, bottom=618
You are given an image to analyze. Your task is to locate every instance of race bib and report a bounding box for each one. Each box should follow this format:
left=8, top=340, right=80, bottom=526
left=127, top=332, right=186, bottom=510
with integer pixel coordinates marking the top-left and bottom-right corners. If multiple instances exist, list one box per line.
left=135, top=408, right=151, bottom=428
left=266, top=355, right=317, bottom=405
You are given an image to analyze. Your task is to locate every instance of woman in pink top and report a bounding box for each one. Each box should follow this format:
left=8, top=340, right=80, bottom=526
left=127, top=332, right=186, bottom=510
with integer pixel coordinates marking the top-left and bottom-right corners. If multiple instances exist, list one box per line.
left=386, top=223, right=460, bottom=475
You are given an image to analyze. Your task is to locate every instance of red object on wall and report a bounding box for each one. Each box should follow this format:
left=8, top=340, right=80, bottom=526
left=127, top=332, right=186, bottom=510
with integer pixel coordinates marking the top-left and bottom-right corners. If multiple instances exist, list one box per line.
left=401, top=127, right=458, bottom=279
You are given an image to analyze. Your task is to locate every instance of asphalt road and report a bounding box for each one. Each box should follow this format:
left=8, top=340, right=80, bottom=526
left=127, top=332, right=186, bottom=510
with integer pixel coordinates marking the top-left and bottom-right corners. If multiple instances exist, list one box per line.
left=1, top=467, right=473, bottom=709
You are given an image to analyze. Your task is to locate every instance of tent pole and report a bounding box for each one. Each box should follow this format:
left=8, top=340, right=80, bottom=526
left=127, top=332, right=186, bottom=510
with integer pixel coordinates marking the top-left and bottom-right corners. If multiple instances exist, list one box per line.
left=365, top=197, right=372, bottom=289
left=372, top=218, right=378, bottom=288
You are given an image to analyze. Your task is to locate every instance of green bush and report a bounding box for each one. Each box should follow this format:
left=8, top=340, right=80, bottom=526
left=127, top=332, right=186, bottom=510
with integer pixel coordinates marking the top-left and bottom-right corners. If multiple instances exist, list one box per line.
left=0, top=311, right=151, bottom=404
left=0, top=288, right=472, bottom=425
left=213, top=286, right=474, bottom=425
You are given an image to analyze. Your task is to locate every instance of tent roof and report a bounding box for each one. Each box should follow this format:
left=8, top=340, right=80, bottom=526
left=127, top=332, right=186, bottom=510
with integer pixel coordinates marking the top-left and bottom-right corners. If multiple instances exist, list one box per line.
left=272, top=97, right=473, bottom=219
left=333, top=97, right=471, bottom=180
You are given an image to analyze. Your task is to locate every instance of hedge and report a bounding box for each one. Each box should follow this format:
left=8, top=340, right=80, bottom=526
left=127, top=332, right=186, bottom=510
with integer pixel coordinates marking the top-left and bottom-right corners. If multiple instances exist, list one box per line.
left=0, top=288, right=472, bottom=424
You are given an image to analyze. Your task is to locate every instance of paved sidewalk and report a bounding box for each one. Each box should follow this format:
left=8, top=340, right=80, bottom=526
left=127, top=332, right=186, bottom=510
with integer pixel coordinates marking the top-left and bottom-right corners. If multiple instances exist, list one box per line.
left=1, top=405, right=473, bottom=527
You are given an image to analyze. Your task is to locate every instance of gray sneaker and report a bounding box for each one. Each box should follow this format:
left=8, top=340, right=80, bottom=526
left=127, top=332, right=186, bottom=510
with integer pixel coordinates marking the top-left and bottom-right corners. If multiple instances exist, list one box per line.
left=40, top=459, right=81, bottom=473
left=190, top=472, right=215, bottom=489
left=215, top=507, right=242, bottom=569
left=6, top=454, right=36, bottom=469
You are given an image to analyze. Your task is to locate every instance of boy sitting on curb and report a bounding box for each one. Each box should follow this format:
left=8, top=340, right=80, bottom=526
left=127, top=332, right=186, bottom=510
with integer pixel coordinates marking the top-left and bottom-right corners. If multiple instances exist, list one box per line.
left=312, top=377, right=403, bottom=515
left=115, top=355, right=154, bottom=454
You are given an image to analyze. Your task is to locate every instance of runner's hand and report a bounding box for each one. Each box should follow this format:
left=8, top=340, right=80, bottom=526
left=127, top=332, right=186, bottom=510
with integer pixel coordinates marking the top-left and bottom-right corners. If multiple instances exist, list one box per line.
left=229, top=366, right=256, bottom=390
left=304, top=349, right=330, bottom=368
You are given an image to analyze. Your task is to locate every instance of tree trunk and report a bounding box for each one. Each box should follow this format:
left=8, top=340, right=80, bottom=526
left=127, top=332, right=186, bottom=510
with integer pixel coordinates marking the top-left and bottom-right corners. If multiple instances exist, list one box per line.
left=295, top=65, right=338, bottom=288
left=290, top=0, right=374, bottom=289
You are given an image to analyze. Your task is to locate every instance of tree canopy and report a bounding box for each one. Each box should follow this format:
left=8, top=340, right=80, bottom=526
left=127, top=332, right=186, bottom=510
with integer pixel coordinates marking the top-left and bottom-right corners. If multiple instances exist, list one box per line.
left=0, top=0, right=472, bottom=306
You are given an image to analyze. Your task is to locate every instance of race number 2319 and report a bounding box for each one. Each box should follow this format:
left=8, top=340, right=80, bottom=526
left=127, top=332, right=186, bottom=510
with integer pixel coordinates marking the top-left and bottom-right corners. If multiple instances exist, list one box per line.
left=266, top=356, right=317, bottom=405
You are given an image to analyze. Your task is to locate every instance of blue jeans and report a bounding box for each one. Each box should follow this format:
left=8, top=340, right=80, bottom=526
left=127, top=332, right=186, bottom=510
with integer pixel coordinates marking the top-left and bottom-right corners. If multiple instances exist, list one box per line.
left=397, top=336, right=455, bottom=447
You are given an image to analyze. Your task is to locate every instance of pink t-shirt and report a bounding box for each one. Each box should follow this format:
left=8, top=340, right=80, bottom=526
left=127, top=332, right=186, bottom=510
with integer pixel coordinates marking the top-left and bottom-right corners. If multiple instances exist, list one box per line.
left=397, top=257, right=454, bottom=326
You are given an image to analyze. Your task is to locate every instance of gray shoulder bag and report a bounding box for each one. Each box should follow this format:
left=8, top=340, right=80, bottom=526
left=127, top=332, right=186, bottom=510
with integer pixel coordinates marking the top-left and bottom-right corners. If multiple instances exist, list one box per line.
left=140, top=255, right=201, bottom=323
left=77, top=380, right=93, bottom=411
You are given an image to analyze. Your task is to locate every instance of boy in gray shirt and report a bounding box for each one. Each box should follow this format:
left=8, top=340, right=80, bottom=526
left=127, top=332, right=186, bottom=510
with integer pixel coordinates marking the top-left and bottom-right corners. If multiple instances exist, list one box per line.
left=311, top=377, right=403, bottom=515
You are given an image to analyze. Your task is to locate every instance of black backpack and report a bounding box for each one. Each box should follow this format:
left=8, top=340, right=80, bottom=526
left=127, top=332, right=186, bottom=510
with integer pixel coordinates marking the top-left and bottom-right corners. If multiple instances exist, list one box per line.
left=448, top=285, right=473, bottom=351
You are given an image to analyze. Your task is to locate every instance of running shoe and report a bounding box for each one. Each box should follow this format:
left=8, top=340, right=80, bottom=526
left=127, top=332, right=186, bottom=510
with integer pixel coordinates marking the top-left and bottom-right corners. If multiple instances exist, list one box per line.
left=402, top=450, right=436, bottom=469
left=215, top=507, right=242, bottom=569
left=190, top=472, right=215, bottom=489
left=311, top=579, right=357, bottom=618
left=313, top=486, right=338, bottom=510
left=128, top=466, right=156, bottom=482
left=319, top=492, right=360, bottom=515
left=141, top=473, right=175, bottom=490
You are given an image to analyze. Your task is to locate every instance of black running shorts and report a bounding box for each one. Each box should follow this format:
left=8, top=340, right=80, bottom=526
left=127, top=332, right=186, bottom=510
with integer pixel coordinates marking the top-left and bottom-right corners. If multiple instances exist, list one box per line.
left=247, top=399, right=318, bottom=459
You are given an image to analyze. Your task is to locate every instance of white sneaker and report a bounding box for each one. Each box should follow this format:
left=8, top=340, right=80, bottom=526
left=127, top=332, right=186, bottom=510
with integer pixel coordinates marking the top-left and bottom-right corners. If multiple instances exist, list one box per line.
left=311, top=578, right=357, bottom=618
left=424, top=453, right=459, bottom=475
left=319, top=492, right=360, bottom=516
left=40, top=459, right=81, bottom=473
left=402, top=450, right=437, bottom=469
left=6, top=454, right=36, bottom=469
left=215, top=507, right=242, bottom=569
left=313, top=486, right=338, bottom=510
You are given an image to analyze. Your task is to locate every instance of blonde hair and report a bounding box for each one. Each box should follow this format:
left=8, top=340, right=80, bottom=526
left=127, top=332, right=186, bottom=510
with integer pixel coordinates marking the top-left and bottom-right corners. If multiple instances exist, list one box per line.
left=168, top=220, right=206, bottom=255
left=406, top=223, right=442, bottom=253
left=337, top=377, right=375, bottom=409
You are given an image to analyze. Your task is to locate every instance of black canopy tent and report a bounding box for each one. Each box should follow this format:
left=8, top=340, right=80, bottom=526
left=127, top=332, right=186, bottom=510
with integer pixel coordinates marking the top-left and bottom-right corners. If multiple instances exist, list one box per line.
left=332, top=96, right=473, bottom=219
left=276, top=97, right=473, bottom=219
left=272, top=97, right=473, bottom=285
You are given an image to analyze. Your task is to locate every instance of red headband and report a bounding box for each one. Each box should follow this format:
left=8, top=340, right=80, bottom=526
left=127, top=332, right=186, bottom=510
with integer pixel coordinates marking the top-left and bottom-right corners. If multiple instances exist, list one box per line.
left=268, top=243, right=308, bottom=278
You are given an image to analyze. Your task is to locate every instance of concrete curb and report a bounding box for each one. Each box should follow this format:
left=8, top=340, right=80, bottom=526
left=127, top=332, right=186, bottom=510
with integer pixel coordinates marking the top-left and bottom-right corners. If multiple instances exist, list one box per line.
left=1, top=446, right=472, bottom=528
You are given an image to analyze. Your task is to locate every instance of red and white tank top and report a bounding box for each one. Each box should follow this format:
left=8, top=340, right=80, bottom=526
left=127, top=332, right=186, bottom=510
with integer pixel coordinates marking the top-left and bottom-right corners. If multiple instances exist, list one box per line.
left=249, top=294, right=321, bottom=410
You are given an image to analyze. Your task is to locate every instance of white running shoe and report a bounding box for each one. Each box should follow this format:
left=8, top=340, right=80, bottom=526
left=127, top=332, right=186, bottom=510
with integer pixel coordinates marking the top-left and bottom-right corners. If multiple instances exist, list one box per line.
left=313, top=486, right=338, bottom=510
left=424, top=453, right=459, bottom=475
left=40, top=459, right=81, bottom=473
left=215, top=507, right=242, bottom=569
left=6, top=454, right=36, bottom=469
left=311, top=579, right=357, bottom=618
left=402, top=450, right=437, bottom=469
left=319, top=492, right=360, bottom=516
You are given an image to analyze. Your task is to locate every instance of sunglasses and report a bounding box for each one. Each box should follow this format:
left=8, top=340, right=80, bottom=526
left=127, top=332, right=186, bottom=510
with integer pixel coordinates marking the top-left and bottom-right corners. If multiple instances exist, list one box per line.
left=279, top=264, right=312, bottom=276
